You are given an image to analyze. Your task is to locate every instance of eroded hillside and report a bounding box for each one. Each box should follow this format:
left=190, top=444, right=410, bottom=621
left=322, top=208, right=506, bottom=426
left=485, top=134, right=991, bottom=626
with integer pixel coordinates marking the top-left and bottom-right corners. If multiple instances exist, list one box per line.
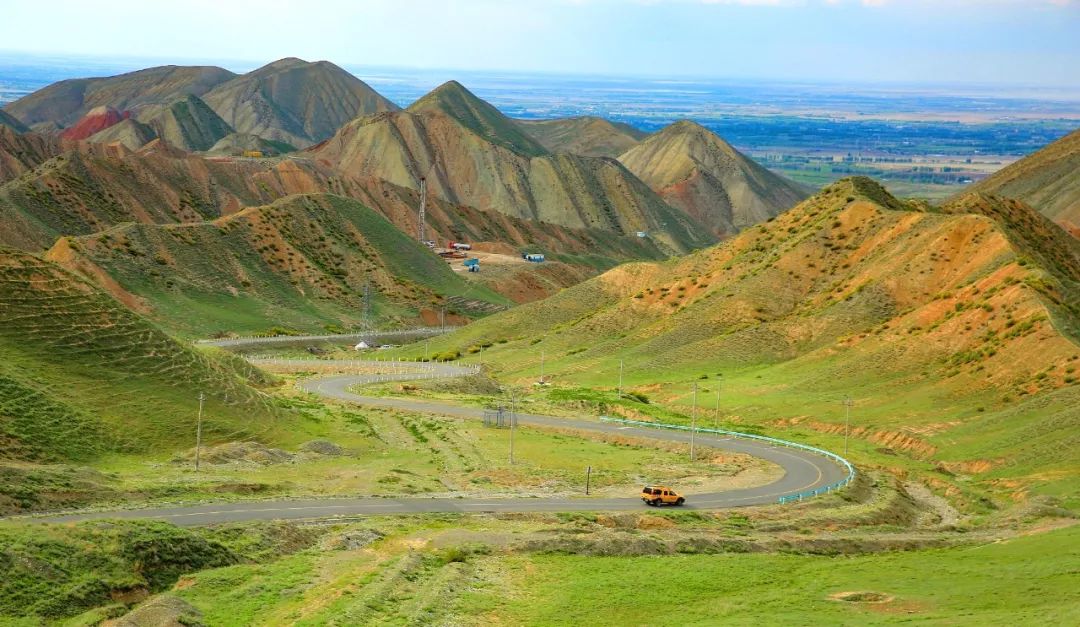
left=618, top=120, right=807, bottom=237
left=423, top=177, right=1080, bottom=501
left=45, top=194, right=510, bottom=336
left=310, top=81, right=712, bottom=254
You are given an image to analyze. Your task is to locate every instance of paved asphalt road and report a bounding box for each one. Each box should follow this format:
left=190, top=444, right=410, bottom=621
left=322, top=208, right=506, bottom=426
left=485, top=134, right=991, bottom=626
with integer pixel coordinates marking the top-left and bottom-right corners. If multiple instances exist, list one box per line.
left=31, top=361, right=847, bottom=526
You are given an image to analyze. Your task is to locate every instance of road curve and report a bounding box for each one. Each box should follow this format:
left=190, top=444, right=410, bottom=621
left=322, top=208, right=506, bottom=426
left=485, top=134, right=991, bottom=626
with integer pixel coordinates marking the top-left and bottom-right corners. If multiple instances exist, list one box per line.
left=32, top=361, right=848, bottom=526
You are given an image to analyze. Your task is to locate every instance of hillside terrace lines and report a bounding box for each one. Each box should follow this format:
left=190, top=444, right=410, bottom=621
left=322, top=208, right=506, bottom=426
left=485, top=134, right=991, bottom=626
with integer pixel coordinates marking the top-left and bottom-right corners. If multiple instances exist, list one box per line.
left=0, top=250, right=277, bottom=414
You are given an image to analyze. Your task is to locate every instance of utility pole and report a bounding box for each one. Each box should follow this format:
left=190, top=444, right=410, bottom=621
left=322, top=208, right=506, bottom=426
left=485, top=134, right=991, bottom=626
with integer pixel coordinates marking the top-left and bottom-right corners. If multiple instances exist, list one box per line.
left=479, top=343, right=484, bottom=367
left=509, top=390, right=517, bottom=465
left=425, top=338, right=430, bottom=362
left=439, top=307, right=445, bottom=330
left=618, top=359, right=623, bottom=398
left=843, top=397, right=854, bottom=456
left=585, top=465, right=592, bottom=496
left=690, top=383, right=698, bottom=462
left=714, top=383, right=721, bottom=431
left=539, top=349, right=545, bottom=384
left=194, top=392, right=205, bottom=473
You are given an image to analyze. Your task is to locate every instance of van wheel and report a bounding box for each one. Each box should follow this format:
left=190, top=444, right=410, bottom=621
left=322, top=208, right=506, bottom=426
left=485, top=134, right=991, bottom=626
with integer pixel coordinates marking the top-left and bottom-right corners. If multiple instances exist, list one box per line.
left=676, top=498, right=685, bottom=506
left=651, top=499, right=660, bottom=507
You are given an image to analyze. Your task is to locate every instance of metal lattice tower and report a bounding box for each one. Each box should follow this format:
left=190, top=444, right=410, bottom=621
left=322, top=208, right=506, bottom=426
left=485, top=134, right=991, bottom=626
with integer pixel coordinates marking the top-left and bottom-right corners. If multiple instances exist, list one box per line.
left=418, top=176, right=427, bottom=243
left=362, top=280, right=372, bottom=327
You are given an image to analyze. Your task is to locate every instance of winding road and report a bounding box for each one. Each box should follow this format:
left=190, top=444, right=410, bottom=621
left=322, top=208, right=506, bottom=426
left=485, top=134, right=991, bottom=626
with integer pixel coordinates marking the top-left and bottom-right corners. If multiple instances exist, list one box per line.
left=32, top=354, right=849, bottom=526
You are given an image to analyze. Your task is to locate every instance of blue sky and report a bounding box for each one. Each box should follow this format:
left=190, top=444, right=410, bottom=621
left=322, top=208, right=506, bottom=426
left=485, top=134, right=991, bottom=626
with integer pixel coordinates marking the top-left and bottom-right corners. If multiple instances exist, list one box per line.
left=2, top=0, right=1078, bottom=86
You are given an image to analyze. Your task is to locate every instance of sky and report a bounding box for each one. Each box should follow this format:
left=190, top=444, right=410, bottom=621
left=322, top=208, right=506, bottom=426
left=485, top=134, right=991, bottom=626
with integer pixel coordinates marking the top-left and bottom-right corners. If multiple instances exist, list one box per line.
left=1, top=0, right=1078, bottom=87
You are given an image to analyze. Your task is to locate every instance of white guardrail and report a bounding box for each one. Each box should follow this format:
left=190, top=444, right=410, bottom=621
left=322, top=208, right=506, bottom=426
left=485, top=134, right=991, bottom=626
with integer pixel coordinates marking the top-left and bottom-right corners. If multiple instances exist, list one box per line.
left=598, top=416, right=856, bottom=504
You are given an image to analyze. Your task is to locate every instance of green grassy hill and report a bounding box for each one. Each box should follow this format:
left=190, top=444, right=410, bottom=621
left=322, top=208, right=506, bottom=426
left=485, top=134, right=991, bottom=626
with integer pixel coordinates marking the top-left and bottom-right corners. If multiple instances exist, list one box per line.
left=409, top=177, right=1080, bottom=507
left=966, top=127, right=1080, bottom=235
left=46, top=193, right=509, bottom=337
left=0, top=247, right=281, bottom=463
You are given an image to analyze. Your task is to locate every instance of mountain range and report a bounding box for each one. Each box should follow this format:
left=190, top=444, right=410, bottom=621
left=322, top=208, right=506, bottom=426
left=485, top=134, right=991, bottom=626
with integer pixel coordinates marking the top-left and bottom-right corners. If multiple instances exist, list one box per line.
left=1, top=58, right=396, bottom=152
left=310, top=80, right=716, bottom=253
left=3, top=62, right=809, bottom=256
left=3, top=57, right=1074, bottom=342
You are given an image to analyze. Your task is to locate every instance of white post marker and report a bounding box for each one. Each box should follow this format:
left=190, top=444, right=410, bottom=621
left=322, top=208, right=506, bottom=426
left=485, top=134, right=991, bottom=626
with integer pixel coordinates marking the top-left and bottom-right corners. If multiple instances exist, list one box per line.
left=690, top=383, right=698, bottom=461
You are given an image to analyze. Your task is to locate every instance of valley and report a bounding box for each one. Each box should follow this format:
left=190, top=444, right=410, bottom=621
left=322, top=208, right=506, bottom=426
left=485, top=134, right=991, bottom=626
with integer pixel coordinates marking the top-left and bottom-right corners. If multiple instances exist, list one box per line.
left=0, top=47, right=1078, bottom=626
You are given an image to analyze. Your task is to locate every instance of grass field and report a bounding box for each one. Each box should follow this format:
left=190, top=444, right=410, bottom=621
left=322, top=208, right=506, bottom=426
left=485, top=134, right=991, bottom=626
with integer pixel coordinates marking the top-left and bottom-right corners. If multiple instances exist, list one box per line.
left=4, top=354, right=1076, bottom=623
left=53, top=386, right=768, bottom=514
left=466, top=523, right=1080, bottom=625
left=12, top=508, right=1069, bottom=625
